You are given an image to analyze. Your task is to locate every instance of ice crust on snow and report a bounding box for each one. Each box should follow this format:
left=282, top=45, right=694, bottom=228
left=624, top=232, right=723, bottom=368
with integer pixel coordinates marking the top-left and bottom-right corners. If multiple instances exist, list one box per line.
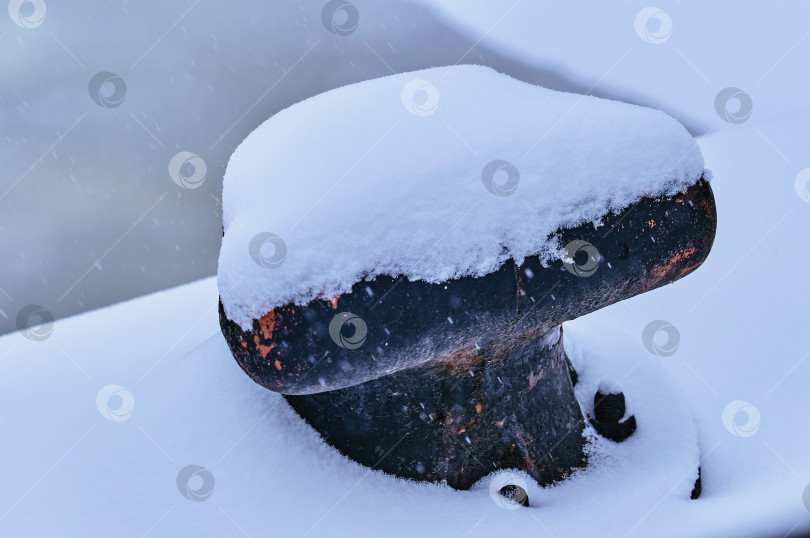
left=218, top=65, right=704, bottom=328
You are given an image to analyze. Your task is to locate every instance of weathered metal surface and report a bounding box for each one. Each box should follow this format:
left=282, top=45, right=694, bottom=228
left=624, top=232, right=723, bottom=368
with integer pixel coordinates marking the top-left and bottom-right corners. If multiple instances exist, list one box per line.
left=285, top=325, right=586, bottom=489
left=218, top=179, right=717, bottom=490
left=219, top=180, right=717, bottom=396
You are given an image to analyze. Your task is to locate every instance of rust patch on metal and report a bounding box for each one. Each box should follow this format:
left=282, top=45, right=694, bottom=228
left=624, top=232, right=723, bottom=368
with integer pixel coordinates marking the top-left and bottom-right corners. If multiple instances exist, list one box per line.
left=437, top=347, right=483, bottom=375
left=650, top=245, right=698, bottom=282
left=253, top=334, right=274, bottom=359
left=258, top=311, right=275, bottom=340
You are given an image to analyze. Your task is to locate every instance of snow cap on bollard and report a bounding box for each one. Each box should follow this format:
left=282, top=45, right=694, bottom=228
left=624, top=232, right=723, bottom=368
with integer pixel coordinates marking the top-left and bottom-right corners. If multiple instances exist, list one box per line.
left=216, top=65, right=715, bottom=396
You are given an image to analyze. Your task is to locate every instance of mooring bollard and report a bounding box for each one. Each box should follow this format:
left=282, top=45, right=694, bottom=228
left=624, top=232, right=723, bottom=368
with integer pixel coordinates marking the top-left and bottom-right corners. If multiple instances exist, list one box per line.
left=219, top=180, right=716, bottom=489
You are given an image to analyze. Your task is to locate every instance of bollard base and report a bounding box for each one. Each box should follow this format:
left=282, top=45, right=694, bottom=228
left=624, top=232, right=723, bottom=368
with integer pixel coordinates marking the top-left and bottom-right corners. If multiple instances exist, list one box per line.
left=285, top=326, right=587, bottom=490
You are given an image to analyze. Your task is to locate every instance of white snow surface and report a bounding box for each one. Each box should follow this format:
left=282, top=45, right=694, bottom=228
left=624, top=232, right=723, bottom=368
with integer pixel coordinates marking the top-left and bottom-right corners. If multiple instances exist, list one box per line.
left=5, top=3, right=810, bottom=535
left=409, top=0, right=810, bottom=137
left=218, top=65, right=703, bottom=329
left=3, top=107, right=810, bottom=534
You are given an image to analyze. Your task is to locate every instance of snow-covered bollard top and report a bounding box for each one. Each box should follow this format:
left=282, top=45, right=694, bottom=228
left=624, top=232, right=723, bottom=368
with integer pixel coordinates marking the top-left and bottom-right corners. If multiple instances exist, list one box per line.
left=217, top=65, right=715, bottom=396
left=218, top=65, right=704, bottom=330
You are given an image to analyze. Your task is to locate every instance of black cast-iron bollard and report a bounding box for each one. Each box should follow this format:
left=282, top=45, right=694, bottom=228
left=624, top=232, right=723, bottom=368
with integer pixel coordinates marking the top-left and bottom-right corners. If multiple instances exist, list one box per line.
left=219, top=180, right=717, bottom=490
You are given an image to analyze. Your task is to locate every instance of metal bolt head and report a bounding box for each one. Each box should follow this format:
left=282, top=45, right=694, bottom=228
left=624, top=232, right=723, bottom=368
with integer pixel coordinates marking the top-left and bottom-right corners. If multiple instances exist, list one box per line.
left=594, top=390, right=626, bottom=423
left=498, top=484, right=529, bottom=507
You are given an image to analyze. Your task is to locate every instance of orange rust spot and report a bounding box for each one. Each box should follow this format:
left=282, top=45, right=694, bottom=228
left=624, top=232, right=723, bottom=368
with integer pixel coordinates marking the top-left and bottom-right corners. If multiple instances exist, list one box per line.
left=646, top=219, right=656, bottom=228
left=438, top=347, right=482, bottom=375
left=258, top=311, right=275, bottom=340
left=677, top=262, right=703, bottom=279
left=458, top=426, right=466, bottom=433
left=649, top=245, right=700, bottom=285
left=274, top=359, right=283, bottom=371
left=327, top=297, right=339, bottom=309
left=253, top=334, right=274, bottom=359
left=671, top=246, right=697, bottom=265
left=494, top=419, right=505, bottom=427
left=475, top=403, right=483, bottom=414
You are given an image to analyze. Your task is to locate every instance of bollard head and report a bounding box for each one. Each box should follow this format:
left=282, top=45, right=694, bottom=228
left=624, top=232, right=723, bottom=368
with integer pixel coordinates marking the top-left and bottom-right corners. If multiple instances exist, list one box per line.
left=216, top=65, right=716, bottom=395
left=219, top=179, right=716, bottom=395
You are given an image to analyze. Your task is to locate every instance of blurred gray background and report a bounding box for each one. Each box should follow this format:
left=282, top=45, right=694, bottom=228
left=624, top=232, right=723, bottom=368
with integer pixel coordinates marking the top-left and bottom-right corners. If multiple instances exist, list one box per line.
left=1, top=0, right=707, bottom=336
